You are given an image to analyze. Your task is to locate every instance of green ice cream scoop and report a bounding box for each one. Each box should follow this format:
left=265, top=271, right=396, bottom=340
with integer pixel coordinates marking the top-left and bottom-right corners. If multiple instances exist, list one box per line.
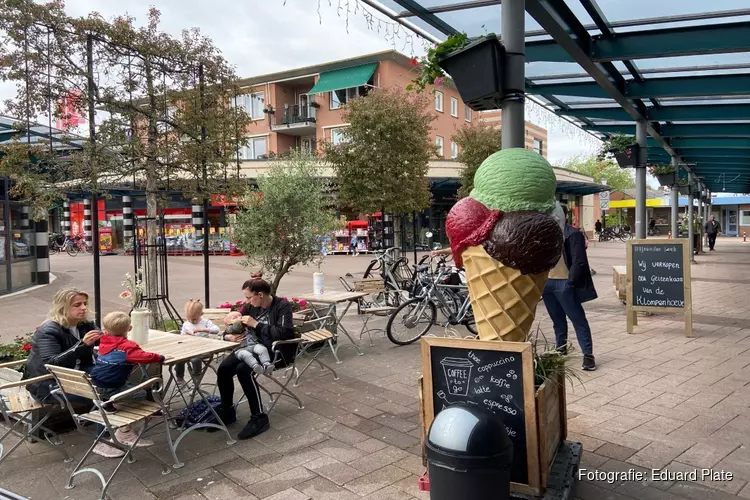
left=470, top=148, right=557, bottom=213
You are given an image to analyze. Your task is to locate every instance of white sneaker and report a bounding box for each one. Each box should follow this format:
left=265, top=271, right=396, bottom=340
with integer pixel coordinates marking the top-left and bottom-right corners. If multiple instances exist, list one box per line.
left=115, top=427, right=154, bottom=448
left=93, top=442, right=125, bottom=458
left=263, top=363, right=275, bottom=376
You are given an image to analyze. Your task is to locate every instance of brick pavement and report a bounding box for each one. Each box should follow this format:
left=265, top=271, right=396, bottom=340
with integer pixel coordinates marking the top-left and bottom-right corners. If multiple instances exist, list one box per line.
left=2, top=237, right=750, bottom=499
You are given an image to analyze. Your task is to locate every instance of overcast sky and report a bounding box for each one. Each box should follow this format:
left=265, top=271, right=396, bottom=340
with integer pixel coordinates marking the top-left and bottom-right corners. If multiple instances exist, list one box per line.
left=0, top=0, right=602, bottom=165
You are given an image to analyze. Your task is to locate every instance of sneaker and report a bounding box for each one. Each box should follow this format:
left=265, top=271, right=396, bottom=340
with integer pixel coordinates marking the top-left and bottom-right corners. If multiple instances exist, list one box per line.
left=218, top=406, right=237, bottom=426
left=263, top=363, right=275, bottom=376
left=252, top=364, right=264, bottom=376
left=115, top=427, right=154, bottom=447
left=92, top=442, right=126, bottom=458
left=556, top=345, right=568, bottom=355
left=238, top=413, right=270, bottom=440
left=582, top=355, right=596, bottom=371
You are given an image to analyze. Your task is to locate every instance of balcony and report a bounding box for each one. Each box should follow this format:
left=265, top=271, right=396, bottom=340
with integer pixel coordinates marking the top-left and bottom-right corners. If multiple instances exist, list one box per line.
left=271, top=104, right=317, bottom=136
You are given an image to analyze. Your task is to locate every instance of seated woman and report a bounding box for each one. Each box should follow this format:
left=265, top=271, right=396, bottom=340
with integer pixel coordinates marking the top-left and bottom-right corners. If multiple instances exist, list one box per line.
left=23, top=287, right=102, bottom=405
left=216, top=278, right=295, bottom=440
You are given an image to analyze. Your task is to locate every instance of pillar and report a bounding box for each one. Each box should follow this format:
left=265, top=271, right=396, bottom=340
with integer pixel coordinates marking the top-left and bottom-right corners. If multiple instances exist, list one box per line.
left=698, top=187, right=705, bottom=253
left=383, top=214, right=394, bottom=249
left=670, top=157, right=679, bottom=238
left=688, top=174, right=695, bottom=262
left=34, top=219, right=49, bottom=284
left=83, top=198, right=92, bottom=249
left=192, top=203, right=204, bottom=237
left=501, top=0, right=525, bottom=149
left=20, top=206, right=29, bottom=231
left=63, top=200, right=71, bottom=237
left=634, top=120, right=648, bottom=239
left=123, top=195, right=134, bottom=243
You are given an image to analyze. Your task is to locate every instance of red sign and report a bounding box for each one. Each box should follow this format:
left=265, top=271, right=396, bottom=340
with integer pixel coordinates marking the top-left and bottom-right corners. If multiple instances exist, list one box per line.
left=99, top=226, right=113, bottom=252
left=55, top=91, right=85, bottom=130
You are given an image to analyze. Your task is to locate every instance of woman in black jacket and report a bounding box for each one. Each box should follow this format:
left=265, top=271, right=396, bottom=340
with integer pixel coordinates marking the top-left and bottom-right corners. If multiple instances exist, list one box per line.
left=216, top=278, right=295, bottom=440
left=23, top=287, right=102, bottom=403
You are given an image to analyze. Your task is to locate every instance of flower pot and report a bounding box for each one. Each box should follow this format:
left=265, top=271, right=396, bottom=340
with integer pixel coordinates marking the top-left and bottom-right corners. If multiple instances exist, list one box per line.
left=437, top=36, right=506, bottom=111
left=655, top=172, right=676, bottom=186
left=129, top=308, right=150, bottom=345
left=677, top=185, right=690, bottom=195
left=614, top=144, right=638, bottom=168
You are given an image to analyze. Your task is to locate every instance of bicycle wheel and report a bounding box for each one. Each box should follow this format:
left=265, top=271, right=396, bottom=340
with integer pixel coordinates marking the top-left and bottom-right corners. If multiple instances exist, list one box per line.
left=386, top=297, right=437, bottom=346
left=66, top=243, right=80, bottom=256
left=49, top=243, right=59, bottom=255
left=363, top=259, right=381, bottom=278
left=462, top=302, right=478, bottom=335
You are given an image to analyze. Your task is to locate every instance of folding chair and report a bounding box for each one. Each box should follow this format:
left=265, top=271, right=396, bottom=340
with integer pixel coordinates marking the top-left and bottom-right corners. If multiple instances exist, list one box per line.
left=0, top=360, right=71, bottom=466
left=350, top=278, right=403, bottom=346
left=45, top=365, right=172, bottom=500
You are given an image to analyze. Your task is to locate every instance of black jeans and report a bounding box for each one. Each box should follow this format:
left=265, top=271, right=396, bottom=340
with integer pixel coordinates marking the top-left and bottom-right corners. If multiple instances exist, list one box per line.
left=174, top=358, right=202, bottom=379
left=708, top=233, right=717, bottom=250
left=217, top=354, right=263, bottom=416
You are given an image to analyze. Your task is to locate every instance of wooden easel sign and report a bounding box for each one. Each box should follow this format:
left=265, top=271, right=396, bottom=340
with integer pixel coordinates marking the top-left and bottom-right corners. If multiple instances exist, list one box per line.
left=420, top=336, right=541, bottom=495
left=626, top=238, right=693, bottom=337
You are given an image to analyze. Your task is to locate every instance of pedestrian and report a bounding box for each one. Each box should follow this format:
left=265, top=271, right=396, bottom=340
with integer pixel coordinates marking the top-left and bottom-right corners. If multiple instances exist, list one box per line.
left=543, top=205, right=597, bottom=371
left=350, top=233, right=359, bottom=256
left=705, top=215, right=721, bottom=251
left=594, top=219, right=602, bottom=234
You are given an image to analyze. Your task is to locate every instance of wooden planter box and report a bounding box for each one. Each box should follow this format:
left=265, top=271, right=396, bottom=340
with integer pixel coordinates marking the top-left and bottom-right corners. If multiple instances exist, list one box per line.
left=418, top=372, right=567, bottom=497
left=437, top=36, right=506, bottom=111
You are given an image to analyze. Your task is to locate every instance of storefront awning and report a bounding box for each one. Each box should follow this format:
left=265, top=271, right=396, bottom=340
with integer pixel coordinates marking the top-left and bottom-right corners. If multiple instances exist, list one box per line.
left=555, top=180, right=611, bottom=196
left=308, top=63, right=377, bottom=95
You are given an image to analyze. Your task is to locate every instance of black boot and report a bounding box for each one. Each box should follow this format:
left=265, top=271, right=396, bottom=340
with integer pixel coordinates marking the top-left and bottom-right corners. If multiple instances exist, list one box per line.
left=238, top=413, right=270, bottom=440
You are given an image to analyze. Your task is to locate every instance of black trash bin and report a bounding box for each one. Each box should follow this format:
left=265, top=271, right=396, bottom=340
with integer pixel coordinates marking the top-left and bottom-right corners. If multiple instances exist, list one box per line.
left=425, top=403, right=513, bottom=500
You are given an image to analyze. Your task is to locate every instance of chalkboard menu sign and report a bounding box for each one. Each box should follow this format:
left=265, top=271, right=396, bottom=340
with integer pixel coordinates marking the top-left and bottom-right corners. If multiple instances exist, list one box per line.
left=421, top=337, right=539, bottom=490
left=626, top=239, right=692, bottom=336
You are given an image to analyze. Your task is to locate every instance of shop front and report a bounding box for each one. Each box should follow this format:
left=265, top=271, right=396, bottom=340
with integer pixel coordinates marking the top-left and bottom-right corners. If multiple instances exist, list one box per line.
left=0, top=178, right=38, bottom=295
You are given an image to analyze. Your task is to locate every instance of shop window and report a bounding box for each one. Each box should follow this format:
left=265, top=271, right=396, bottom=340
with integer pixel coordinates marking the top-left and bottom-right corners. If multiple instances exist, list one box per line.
left=741, top=210, right=750, bottom=226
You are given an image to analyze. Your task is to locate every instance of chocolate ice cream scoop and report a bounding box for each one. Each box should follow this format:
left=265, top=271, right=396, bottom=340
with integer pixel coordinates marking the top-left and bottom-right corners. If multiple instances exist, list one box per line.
left=482, top=211, right=563, bottom=275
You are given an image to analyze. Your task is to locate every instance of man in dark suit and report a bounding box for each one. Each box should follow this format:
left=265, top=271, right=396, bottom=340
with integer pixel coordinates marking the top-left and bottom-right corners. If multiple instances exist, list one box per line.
left=543, top=206, right=597, bottom=371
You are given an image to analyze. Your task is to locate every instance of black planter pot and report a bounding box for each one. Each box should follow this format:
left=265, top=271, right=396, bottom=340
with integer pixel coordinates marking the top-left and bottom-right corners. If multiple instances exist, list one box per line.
left=677, top=185, right=690, bottom=195
left=655, top=172, right=676, bottom=186
left=614, top=144, right=638, bottom=168
left=437, top=36, right=505, bottom=111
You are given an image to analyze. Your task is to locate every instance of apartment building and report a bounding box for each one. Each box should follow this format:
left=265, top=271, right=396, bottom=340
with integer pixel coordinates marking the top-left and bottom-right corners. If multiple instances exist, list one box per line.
left=232, top=50, right=548, bottom=165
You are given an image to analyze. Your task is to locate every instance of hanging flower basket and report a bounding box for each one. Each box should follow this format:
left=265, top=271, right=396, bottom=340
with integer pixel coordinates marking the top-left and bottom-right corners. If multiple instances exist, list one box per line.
left=614, top=144, right=638, bottom=168
left=654, top=172, right=676, bottom=186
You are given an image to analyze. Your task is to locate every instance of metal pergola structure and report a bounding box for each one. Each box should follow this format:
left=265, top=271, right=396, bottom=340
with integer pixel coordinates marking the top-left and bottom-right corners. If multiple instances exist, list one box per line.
left=368, top=0, right=750, bottom=245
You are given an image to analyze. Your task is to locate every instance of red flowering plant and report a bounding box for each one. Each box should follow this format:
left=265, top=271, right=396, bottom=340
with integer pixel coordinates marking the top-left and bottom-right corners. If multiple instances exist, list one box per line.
left=217, top=300, right=245, bottom=312
left=0, top=333, right=35, bottom=366
left=280, top=297, right=309, bottom=313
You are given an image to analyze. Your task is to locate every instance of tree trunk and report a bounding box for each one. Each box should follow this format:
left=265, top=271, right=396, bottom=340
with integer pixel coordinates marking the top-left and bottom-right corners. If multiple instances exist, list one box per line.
left=144, top=58, right=160, bottom=327
left=270, top=261, right=290, bottom=296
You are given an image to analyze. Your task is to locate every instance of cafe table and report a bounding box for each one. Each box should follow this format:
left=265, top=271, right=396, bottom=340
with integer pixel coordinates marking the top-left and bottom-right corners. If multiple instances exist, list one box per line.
left=293, top=291, right=369, bottom=363
left=141, top=329, right=240, bottom=469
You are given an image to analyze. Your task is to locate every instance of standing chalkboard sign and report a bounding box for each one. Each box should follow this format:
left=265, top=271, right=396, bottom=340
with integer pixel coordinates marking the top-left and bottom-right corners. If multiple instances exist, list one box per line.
left=626, top=238, right=692, bottom=336
left=421, top=337, right=540, bottom=494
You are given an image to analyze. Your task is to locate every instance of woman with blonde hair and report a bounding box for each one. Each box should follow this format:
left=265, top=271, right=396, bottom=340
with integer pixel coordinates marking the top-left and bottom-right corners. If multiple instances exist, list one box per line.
left=23, top=287, right=101, bottom=403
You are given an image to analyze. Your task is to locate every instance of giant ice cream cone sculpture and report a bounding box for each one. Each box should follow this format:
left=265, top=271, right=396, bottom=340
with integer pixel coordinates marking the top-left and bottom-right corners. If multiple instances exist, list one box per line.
left=446, top=149, right=564, bottom=342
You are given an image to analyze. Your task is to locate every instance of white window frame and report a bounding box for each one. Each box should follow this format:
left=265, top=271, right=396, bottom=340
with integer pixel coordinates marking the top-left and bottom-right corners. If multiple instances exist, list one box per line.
left=239, top=135, right=268, bottom=160
left=450, top=97, right=458, bottom=118
left=435, top=136, right=444, bottom=157
left=330, top=86, right=366, bottom=110
left=450, top=141, right=458, bottom=159
left=330, top=127, right=348, bottom=145
left=435, top=91, right=444, bottom=112
left=533, top=138, right=543, bottom=155
left=235, top=92, right=265, bottom=120
left=465, top=105, right=472, bottom=122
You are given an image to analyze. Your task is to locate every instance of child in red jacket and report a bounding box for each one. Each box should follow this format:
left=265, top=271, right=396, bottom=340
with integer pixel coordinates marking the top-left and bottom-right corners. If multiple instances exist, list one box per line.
left=90, top=311, right=165, bottom=456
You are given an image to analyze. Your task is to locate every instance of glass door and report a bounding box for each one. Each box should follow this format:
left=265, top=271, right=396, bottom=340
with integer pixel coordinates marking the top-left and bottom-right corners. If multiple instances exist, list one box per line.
left=726, top=209, right=738, bottom=235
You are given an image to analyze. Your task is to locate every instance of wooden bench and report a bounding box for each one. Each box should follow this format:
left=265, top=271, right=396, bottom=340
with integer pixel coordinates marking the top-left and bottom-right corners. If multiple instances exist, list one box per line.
left=613, top=265, right=627, bottom=303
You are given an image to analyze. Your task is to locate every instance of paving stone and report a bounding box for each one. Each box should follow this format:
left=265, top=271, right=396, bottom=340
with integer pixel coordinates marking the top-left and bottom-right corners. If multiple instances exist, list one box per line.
left=668, top=481, right=746, bottom=500
left=676, top=441, right=741, bottom=468
left=303, top=455, right=365, bottom=485
left=263, top=488, right=311, bottom=500
left=149, top=469, right=225, bottom=499
left=344, top=465, right=411, bottom=497
left=354, top=438, right=389, bottom=453
left=297, top=474, right=361, bottom=500
left=349, top=446, right=410, bottom=474
left=338, top=401, right=384, bottom=418
left=312, top=439, right=366, bottom=463
left=717, top=445, right=750, bottom=481
left=666, top=461, right=747, bottom=496
left=595, top=443, right=639, bottom=462
left=249, top=447, right=323, bottom=475
left=199, top=478, right=259, bottom=499
left=219, top=457, right=272, bottom=488
left=361, top=485, right=417, bottom=500
left=245, top=467, right=317, bottom=499
left=363, top=425, right=420, bottom=450
left=628, top=442, right=695, bottom=470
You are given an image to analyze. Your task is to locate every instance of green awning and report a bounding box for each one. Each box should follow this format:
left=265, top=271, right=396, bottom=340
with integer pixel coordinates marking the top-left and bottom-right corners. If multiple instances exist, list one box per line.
left=308, top=63, right=377, bottom=95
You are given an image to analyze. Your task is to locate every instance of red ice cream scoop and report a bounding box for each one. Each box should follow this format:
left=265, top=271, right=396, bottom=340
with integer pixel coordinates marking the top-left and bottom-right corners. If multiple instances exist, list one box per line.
left=445, top=196, right=502, bottom=268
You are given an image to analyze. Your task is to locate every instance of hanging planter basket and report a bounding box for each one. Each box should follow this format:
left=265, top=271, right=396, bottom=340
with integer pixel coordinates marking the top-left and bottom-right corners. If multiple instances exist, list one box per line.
left=614, top=144, right=639, bottom=168
left=437, top=36, right=506, bottom=111
left=677, top=185, right=690, bottom=195
left=654, top=172, right=676, bottom=187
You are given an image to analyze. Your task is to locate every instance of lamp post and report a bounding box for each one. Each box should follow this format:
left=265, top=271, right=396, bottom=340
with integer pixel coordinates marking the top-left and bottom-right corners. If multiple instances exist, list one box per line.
left=601, top=178, right=607, bottom=230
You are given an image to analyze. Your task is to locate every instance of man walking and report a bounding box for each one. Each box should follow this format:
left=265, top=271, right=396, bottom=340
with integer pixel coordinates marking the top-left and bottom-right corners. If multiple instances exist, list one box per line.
left=543, top=205, right=597, bottom=371
left=705, top=215, right=721, bottom=251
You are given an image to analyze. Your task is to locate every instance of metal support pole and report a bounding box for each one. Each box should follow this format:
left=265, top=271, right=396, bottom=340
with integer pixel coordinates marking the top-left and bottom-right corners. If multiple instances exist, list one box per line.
left=671, top=157, right=679, bottom=238
left=199, top=62, right=210, bottom=307
left=698, top=187, right=705, bottom=253
left=501, top=0, right=525, bottom=149
left=688, top=173, right=695, bottom=262
left=635, top=120, right=648, bottom=239
left=412, top=212, right=418, bottom=264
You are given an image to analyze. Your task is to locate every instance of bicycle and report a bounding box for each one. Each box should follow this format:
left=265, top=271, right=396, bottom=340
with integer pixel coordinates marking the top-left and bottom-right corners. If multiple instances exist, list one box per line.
left=361, top=248, right=413, bottom=306
left=74, top=234, right=94, bottom=254
left=48, top=233, right=80, bottom=256
left=386, top=257, right=477, bottom=346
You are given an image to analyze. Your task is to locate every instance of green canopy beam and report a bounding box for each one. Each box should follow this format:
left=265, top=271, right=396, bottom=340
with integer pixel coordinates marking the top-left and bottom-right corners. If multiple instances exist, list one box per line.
left=526, top=22, right=750, bottom=63
left=529, top=74, right=750, bottom=99
left=646, top=138, right=750, bottom=149
left=590, top=123, right=750, bottom=137
left=560, top=103, right=750, bottom=122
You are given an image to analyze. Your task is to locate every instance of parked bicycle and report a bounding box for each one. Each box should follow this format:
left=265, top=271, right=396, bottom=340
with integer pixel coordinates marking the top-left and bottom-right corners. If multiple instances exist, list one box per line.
left=361, top=247, right=413, bottom=306
left=386, top=255, right=477, bottom=346
left=598, top=226, right=632, bottom=242
left=48, top=233, right=80, bottom=256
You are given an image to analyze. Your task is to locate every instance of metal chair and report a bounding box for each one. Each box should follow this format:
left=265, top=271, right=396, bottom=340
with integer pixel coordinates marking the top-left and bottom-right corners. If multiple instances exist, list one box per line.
left=45, top=364, right=172, bottom=500
left=0, top=360, right=71, bottom=466
left=349, top=278, right=404, bottom=346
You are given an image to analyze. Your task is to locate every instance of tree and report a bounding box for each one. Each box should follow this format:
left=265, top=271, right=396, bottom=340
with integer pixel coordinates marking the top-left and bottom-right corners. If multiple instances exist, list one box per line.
left=323, top=87, right=434, bottom=215
left=452, top=121, right=502, bottom=198
left=232, top=150, right=337, bottom=294
left=557, top=155, right=634, bottom=191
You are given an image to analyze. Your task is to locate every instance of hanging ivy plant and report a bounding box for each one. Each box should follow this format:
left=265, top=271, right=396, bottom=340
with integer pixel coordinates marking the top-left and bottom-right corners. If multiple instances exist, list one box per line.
left=647, top=164, right=674, bottom=176
left=596, top=134, right=636, bottom=161
left=407, top=33, right=476, bottom=91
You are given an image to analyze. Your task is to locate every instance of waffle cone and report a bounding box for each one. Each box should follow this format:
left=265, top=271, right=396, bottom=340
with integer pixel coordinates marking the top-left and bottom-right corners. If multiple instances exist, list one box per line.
left=462, top=245, right=548, bottom=342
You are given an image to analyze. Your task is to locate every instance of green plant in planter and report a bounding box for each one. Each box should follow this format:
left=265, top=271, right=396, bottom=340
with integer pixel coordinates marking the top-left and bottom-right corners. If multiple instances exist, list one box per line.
left=408, top=33, right=476, bottom=91
left=528, top=325, right=583, bottom=388
left=596, top=134, right=636, bottom=161
left=647, top=164, right=674, bottom=176
left=0, top=334, right=34, bottom=366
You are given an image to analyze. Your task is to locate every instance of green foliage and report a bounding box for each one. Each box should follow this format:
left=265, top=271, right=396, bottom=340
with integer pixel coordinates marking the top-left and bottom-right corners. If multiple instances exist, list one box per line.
left=596, top=134, right=636, bottom=161
left=0, top=334, right=33, bottom=363
left=0, top=141, right=66, bottom=217
left=557, top=155, right=635, bottom=192
left=648, top=164, right=674, bottom=176
left=323, top=87, right=434, bottom=215
left=233, top=150, right=337, bottom=294
left=603, top=214, right=619, bottom=227
left=452, top=121, right=502, bottom=198
left=407, top=33, right=469, bottom=91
